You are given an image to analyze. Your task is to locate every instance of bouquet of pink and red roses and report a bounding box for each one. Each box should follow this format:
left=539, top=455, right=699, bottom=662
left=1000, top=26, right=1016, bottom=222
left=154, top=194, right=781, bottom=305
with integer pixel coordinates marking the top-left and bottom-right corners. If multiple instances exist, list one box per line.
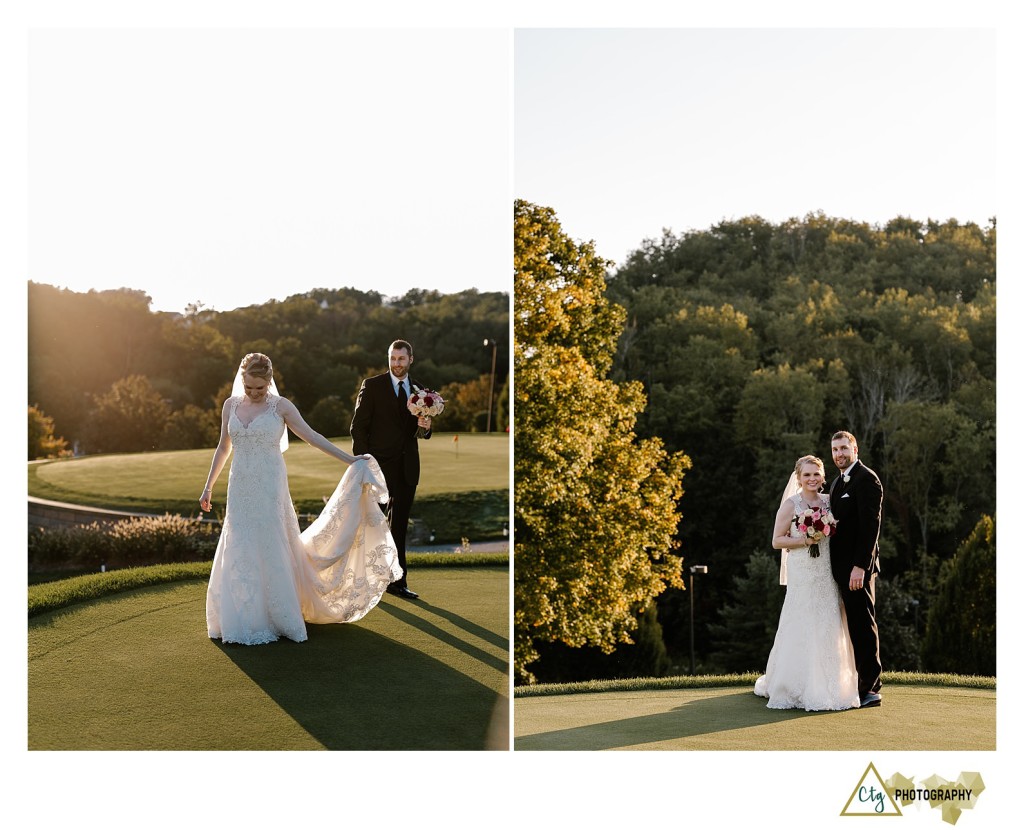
left=407, top=386, right=445, bottom=419
left=794, top=504, right=836, bottom=558
left=407, top=386, right=445, bottom=437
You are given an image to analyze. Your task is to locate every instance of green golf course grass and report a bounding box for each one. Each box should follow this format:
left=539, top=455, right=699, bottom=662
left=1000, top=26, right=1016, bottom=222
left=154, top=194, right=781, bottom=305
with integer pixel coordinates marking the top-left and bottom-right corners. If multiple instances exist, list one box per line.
left=29, top=564, right=509, bottom=750
left=514, top=681, right=995, bottom=751
left=28, top=432, right=509, bottom=542
left=29, top=431, right=506, bottom=509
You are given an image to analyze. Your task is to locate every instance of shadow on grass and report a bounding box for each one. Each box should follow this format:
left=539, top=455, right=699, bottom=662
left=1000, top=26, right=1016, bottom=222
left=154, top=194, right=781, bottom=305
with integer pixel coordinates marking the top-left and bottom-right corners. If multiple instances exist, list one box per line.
left=375, top=599, right=509, bottom=674
left=29, top=574, right=508, bottom=750
left=515, top=690, right=825, bottom=751
left=217, top=622, right=503, bottom=751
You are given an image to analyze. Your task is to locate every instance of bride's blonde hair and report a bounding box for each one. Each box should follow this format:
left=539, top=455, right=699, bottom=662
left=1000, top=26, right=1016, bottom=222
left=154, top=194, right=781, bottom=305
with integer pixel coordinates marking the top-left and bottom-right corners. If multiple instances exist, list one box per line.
left=239, top=353, right=273, bottom=382
left=794, top=455, right=825, bottom=477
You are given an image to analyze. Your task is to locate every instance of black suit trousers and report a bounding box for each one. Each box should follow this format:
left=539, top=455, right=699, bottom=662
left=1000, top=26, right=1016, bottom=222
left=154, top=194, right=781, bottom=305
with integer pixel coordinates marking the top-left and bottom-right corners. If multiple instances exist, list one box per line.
left=378, top=460, right=416, bottom=589
left=838, top=572, right=882, bottom=697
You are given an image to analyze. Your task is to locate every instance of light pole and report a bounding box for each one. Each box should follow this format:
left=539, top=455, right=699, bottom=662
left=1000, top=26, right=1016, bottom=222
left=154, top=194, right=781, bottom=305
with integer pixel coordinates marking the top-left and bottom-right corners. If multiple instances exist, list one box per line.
left=483, top=338, right=498, bottom=433
left=689, top=564, right=708, bottom=675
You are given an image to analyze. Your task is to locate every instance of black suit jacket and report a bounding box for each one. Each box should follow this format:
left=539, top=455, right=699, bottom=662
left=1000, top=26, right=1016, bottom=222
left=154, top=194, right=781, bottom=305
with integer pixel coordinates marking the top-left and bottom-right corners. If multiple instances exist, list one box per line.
left=828, top=460, right=883, bottom=578
left=350, top=373, right=431, bottom=487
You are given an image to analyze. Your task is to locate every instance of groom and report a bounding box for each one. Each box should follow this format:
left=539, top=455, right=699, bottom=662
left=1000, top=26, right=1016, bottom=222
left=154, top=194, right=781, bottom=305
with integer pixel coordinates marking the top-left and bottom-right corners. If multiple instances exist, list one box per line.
left=351, top=339, right=433, bottom=600
left=828, top=430, right=883, bottom=708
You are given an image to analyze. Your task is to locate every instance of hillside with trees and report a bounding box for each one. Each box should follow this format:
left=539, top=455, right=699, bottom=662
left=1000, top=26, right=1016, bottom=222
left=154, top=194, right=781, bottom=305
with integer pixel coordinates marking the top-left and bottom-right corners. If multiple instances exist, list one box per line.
left=28, top=283, right=509, bottom=457
left=517, top=206, right=995, bottom=681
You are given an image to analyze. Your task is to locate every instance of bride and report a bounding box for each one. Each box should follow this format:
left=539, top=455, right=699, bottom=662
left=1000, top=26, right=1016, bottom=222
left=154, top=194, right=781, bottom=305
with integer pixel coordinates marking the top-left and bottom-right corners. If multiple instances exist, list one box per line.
left=200, top=353, right=402, bottom=645
left=754, top=455, right=860, bottom=711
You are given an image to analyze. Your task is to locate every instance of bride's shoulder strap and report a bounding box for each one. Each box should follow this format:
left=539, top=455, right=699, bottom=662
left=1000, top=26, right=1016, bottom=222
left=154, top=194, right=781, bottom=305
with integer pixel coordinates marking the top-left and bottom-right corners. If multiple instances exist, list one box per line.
left=269, top=392, right=295, bottom=416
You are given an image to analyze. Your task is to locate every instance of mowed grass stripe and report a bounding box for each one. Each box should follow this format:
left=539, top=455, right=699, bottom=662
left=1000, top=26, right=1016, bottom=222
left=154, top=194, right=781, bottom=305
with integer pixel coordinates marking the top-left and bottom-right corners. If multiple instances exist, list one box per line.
left=28, top=432, right=508, bottom=511
left=30, top=567, right=509, bottom=750
left=514, top=685, right=995, bottom=751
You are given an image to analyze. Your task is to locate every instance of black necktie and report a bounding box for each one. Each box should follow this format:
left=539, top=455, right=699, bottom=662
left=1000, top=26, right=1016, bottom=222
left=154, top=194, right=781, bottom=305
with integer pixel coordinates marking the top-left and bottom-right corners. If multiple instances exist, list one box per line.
left=397, top=380, right=407, bottom=408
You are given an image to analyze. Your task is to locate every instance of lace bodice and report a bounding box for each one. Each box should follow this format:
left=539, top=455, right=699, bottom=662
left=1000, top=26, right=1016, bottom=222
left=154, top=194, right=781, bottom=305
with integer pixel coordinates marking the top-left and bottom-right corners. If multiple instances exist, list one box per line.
left=229, top=394, right=286, bottom=454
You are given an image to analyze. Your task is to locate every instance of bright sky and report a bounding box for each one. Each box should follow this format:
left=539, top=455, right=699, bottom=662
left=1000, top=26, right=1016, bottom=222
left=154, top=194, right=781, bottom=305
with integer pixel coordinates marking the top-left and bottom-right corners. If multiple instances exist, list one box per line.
left=516, top=28, right=998, bottom=269
left=29, top=28, right=510, bottom=313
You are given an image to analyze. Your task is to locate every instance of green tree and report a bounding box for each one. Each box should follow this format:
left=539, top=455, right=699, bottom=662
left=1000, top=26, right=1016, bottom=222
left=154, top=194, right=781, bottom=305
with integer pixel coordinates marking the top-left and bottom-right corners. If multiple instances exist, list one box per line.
left=159, top=314, right=236, bottom=408
left=28, top=283, right=166, bottom=441
left=734, top=363, right=827, bottom=510
left=514, top=200, right=690, bottom=683
left=708, top=550, right=786, bottom=673
left=921, top=515, right=996, bottom=676
left=307, top=396, right=352, bottom=439
left=28, top=405, right=70, bottom=460
left=530, top=601, right=671, bottom=682
left=160, top=403, right=220, bottom=450
left=83, top=375, right=170, bottom=453
left=495, top=372, right=510, bottom=432
left=880, top=400, right=975, bottom=572
left=438, top=374, right=495, bottom=432
left=875, top=575, right=923, bottom=672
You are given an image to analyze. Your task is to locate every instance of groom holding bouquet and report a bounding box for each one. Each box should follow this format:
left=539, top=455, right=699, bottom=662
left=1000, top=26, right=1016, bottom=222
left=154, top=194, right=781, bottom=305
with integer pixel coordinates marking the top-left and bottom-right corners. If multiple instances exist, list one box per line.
left=351, top=339, right=433, bottom=599
left=828, top=430, right=883, bottom=708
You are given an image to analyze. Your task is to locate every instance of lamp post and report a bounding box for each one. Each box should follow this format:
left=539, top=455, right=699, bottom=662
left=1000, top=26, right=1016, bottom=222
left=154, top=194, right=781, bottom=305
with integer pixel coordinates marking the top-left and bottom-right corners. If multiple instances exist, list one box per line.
left=689, top=564, right=708, bottom=675
left=483, top=338, right=498, bottom=433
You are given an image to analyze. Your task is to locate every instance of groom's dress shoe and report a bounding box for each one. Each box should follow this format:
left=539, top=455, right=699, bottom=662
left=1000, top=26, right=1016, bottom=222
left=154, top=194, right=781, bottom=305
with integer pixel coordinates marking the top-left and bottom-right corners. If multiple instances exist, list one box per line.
left=860, top=692, right=882, bottom=708
left=388, top=586, right=420, bottom=600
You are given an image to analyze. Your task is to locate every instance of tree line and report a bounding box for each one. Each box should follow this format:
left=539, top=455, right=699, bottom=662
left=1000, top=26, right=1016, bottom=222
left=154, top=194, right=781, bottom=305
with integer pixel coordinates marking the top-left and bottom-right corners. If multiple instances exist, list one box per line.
left=28, top=283, right=509, bottom=457
left=514, top=201, right=995, bottom=682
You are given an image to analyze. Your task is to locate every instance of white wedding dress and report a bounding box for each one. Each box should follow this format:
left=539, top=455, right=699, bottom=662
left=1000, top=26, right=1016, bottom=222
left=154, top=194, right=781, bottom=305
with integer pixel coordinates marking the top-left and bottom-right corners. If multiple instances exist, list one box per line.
left=754, top=494, right=860, bottom=711
left=206, top=394, right=403, bottom=645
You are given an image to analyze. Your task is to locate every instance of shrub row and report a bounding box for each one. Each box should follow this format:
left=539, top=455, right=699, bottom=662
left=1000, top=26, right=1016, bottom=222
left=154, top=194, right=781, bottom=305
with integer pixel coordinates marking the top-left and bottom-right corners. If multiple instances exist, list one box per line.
left=29, top=514, right=220, bottom=573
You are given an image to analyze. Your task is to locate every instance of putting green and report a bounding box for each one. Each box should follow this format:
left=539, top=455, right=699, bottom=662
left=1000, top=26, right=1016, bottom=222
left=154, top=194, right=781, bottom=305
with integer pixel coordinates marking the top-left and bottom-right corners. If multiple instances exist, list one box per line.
left=30, top=567, right=509, bottom=750
left=514, top=685, right=995, bottom=751
left=28, top=432, right=508, bottom=509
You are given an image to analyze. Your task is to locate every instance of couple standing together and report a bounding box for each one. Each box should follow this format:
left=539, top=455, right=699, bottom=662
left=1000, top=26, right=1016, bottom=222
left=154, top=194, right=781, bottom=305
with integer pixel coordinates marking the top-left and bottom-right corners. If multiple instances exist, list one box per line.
left=755, top=431, right=883, bottom=711
left=201, top=340, right=432, bottom=646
